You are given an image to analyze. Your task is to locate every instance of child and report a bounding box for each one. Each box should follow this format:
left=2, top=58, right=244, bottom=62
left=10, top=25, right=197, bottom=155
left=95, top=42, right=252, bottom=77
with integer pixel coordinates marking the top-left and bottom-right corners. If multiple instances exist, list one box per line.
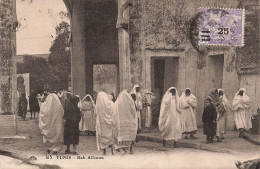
left=202, top=99, right=217, bottom=143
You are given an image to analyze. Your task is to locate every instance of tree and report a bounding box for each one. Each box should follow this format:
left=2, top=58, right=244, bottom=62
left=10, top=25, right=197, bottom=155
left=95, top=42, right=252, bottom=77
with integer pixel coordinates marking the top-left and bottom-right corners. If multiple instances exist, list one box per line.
left=48, top=21, right=71, bottom=91
left=17, top=55, right=53, bottom=93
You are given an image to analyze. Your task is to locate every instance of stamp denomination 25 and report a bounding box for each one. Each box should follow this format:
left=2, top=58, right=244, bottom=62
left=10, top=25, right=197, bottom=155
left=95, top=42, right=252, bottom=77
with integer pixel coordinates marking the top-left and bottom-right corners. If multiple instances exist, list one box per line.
left=199, top=8, right=244, bottom=46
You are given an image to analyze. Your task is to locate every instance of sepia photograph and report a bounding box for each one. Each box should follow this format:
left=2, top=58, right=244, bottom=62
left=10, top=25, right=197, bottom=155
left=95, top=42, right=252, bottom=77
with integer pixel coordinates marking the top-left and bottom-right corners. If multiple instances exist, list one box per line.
left=0, top=0, right=259, bottom=168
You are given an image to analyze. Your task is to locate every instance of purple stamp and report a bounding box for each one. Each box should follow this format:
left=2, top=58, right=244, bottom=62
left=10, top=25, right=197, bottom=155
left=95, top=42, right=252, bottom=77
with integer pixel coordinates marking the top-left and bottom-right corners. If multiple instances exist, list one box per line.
left=199, top=8, right=244, bottom=46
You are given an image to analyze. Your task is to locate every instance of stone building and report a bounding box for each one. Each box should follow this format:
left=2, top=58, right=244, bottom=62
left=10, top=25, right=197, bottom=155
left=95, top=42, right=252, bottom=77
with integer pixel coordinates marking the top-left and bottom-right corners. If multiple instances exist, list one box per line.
left=1, top=0, right=259, bottom=136
left=64, top=0, right=260, bottom=129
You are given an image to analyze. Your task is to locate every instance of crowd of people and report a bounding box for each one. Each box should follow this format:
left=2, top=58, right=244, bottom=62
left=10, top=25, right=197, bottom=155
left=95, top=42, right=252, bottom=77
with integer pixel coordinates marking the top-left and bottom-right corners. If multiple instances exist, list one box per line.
left=159, top=87, right=253, bottom=146
left=16, top=85, right=254, bottom=155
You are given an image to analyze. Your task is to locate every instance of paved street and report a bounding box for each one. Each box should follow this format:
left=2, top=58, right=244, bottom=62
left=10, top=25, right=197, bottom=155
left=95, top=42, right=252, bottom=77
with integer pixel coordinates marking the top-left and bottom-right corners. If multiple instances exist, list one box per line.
left=137, top=128, right=260, bottom=154
left=0, top=146, right=259, bottom=169
left=0, top=115, right=259, bottom=169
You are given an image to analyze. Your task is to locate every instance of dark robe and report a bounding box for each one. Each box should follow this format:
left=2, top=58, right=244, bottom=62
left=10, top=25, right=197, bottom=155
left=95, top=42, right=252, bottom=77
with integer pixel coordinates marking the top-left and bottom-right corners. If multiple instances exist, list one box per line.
left=18, top=95, right=28, bottom=118
left=64, top=96, right=81, bottom=145
left=202, top=104, right=217, bottom=136
left=151, top=90, right=161, bottom=127
left=207, top=88, right=225, bottom=116
left=29, top=93, right=40, bottom=112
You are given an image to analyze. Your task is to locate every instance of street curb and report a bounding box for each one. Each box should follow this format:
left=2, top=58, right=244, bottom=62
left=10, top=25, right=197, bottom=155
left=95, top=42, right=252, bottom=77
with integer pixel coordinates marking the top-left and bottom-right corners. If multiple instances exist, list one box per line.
left=0, top=134, right=29, bottom=140
left=136, top=134, right=232, bottom=153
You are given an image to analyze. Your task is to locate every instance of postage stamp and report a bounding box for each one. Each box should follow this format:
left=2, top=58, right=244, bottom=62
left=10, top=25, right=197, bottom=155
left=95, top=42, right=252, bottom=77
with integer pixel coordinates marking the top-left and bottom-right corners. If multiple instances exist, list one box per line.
left=199, top=8, right=244, bottom=46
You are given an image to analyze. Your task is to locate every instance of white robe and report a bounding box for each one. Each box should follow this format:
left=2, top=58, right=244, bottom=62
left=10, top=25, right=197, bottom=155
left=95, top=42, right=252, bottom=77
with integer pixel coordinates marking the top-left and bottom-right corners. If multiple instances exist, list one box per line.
left=216, top=89, right=230, bottom=136
left=112, top=90, right=137, bottom=149
left=159, top=87, right=182, bottom=140
left=143, top=90, right=156, bottom=128
left=39, top=94, right=64, bottom=151
left=79, top=94, right=96, bottom=132
left=179, top=88, right=197, bottom=133
left=95, top=92, right=114, bottom=151
left=130, top=84, right=143, bottom=129
left=232, top=88, right=252, bottom=130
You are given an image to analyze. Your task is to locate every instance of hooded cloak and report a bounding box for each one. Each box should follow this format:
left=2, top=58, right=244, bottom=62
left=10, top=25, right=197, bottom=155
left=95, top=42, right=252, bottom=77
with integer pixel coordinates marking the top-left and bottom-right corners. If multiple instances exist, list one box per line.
left=95, top=91, right=114, bottom=151
left=207, top=88, right=226, bottom=117
left=79, top=94, right=96, bottom=132
left=232, top=88, right=252, bottom=130
left=112, top=90, right=137, bottom=149
left=39, top=94, right=64, bottom=151
left=159, top=87, right=182, bottom=140
left=216, top=89, right=230, bottom=135
left=130, top=84, right=143, bottom=129
left=64, top=95, right=81, bottom=145
left=179, top=88, right=197, bottom=133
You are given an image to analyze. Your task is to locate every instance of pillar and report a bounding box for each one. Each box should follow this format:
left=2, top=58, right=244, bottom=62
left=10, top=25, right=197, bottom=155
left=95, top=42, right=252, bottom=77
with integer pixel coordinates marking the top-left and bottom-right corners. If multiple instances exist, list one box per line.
left=70, top=0, right=87, bottom=98
left=117, top=0, right=131, bottom=91
left=0, top=0, right=18, bottom=136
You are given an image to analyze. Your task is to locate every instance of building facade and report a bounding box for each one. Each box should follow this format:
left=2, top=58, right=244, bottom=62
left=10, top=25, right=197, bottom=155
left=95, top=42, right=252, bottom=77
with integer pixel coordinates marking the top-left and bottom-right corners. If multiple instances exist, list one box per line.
left=64, top=0, right=260, bottom=128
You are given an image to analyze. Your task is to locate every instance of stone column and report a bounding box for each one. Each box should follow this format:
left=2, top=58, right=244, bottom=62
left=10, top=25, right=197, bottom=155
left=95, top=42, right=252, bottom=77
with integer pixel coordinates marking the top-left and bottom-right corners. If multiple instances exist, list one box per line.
left=0, top=0, right=18, bottom=136
left=70, top=0, right=87, bottom=97
left=117, top=0, right=131, bottom=91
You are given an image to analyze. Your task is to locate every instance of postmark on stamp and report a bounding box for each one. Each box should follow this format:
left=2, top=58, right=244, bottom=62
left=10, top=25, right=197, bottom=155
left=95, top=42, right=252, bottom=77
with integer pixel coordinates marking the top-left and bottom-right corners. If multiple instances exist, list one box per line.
left=199, top=8, right=244, bottom=46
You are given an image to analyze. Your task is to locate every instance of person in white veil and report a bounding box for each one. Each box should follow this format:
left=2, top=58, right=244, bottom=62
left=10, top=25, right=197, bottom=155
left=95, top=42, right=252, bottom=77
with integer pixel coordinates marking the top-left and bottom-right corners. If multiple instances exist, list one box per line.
left=79, top=94, right=96, bottom=136
left=216, top=89, right=230, bottom=139
left=232, top=88, right=252, bottom=137
left=179, top=88, right=197, bottom=139
left=39, top=93, right=64, bottom=155
left=159, top=87, right=182, bottom=147
left=95, top=91, right=114, bottom=155
left=112, top=90, right=137, bottom=155
left=130, top=84, right=143, bottom=133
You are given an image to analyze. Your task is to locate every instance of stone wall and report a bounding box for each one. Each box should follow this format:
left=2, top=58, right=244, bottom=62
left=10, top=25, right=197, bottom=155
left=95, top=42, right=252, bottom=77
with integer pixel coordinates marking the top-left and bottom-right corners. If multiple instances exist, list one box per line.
left=69, top=0, right=119, bottom=96
left=93, top=64, right=118, bottom=97
left=85, top=0, right=119, bottom=64
left=67, top=0, right=259, bottom=129
left=0, top=0, right=17, bottom=135
left=126, top=0, right=259, bottom=128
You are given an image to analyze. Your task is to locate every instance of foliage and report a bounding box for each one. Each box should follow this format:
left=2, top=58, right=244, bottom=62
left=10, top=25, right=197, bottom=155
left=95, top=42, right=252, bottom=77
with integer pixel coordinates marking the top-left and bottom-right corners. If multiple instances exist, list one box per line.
left=17, top=55, right=53, bottom=93
left=48, top=21, right=71, bottom=91
left=58, top=11, right=69, bottom=19
left=17, top=21, right=71, bottom=92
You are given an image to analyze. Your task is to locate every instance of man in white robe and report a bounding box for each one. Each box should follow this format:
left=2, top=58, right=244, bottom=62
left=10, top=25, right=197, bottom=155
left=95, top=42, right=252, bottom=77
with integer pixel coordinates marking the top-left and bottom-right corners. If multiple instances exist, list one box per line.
left=159, top=87, right=182, bottom=147
left=179, top=88, right=197, bottom=139
left=232, top=88, right=252, bottom=137
left=131, top=84, right=143, bottom=133
left=95, top=91, right=114, bottom=155
left=39, top=93, right=64, bottom=154
left=216, top=89, right=230, bottom=139
left=112, top=90, right=137, bottom=155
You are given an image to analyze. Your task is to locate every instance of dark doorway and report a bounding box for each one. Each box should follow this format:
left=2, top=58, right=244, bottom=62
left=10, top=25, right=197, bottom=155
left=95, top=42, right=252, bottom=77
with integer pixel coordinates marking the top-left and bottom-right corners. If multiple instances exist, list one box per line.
left=208, top=54, right=224, bottom=89
left=151, top=57, right=179, bottom=96
left=153, top=59, right=165, bottom=97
